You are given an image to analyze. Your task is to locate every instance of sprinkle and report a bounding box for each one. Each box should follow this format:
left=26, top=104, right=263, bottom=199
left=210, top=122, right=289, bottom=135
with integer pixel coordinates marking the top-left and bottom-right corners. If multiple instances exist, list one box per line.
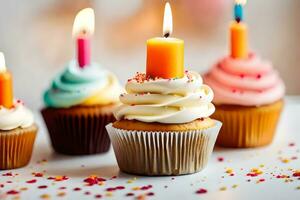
left=116, top=186, right=125, bottom=190
left=2, top=172, right=14, bottom=176
left=7, top=190, right=19, bottom=195
left=38, top=185, right=48, bottom=189
left=73, top=187, right=81, bottom=191
left=219, top=186, right=227, bottom=191
left=147, top=192, right=155, bottom=196
left=247, top=168, right=263, bottom=177
left=84, top=191, right=91, bottom=195
left=296, top=186, right=300, bottom=190
left=281, top=158, right=290, bottom=163
left=40, top=194, right=50, bottom=199
left=26, top=179, right=37, bottom=184
left=217, top=157, right=224, bottom=162
left=57, top=192, right=66, bottom=197
left=136, top=195, right=146, bottom=200
left=126, top=193, right=135, bottom=196
left=95, top=194, right=102, bottom=198
left=20, top=187, right=28, bottom=191
left=289, top=143, right=296, bottom=147
left=256, top=74, right=261, bottom=79
left=105, top=192, right=113, bottom=197
left=225, top=168, right=233, bottom=174
left=132, top=187, right=140, bottom=191
left=140, top=185, right=152, bottom=190
left=293, top=171, right=300, bottom=177
left=33, top=172, right=44, bottom=177
left=276, top=175, right=290, bottom=179
left=232, top=184, right=238, bottom=188
left=196, top=188, right=207, bottom=194
left=84, top=176, right=106, bottom=186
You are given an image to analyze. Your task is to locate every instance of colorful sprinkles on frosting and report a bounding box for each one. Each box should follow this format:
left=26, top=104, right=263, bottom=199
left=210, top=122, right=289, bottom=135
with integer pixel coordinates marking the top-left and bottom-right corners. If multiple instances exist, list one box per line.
left=127, top=70, right=194, bottom=84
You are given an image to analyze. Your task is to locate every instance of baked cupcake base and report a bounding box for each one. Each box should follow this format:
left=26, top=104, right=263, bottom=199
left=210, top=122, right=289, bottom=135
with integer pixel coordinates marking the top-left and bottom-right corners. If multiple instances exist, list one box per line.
left=106, top=119, right=222, bottom=176
left=212, top=100, right=284, bottom=148
left=0, top=124, right=38, bottom=170
left=41, top=104, right=116, bottom=155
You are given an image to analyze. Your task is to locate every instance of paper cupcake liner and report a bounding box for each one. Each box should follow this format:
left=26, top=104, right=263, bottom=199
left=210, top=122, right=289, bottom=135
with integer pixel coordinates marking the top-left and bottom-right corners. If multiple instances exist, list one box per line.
left=41, top=106, right=115, bottom=155
left=106, top=120, right=222, bottom=176
left=213, top=100, right=284, bottom=148
left=0, top=125, right=38, bottom=170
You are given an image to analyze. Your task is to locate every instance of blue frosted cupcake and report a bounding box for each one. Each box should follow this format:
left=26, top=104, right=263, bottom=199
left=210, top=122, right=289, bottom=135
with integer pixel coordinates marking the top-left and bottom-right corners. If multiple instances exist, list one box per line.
left=41, top=61, right=123, bottom=155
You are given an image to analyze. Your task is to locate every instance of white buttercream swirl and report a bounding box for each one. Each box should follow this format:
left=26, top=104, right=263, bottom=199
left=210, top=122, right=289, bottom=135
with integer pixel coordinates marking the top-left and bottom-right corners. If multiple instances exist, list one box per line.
left=114, top=71, right=215, bottom=124
left=0, top=101, right=34, bottom=131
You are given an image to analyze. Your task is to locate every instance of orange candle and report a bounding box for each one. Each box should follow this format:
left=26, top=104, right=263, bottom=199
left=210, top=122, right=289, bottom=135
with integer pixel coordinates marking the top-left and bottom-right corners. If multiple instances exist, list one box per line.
left=0, top=52, right=13, bottom=108
left=146, top=2, right=184, bottom=79
left=230, top=0, right=248, bottom=59
left=230, top=22, right=248, bottom=59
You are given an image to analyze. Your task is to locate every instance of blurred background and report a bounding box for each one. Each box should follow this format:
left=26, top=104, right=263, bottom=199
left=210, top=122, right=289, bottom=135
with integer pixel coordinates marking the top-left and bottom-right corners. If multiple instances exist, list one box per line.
left=0, top=0, right=299, bottom=109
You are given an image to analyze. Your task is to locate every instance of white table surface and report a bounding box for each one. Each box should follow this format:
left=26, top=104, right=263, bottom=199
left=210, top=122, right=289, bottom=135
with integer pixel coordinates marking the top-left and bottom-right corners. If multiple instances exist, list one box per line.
left=1, top=97, right=300, bottom=200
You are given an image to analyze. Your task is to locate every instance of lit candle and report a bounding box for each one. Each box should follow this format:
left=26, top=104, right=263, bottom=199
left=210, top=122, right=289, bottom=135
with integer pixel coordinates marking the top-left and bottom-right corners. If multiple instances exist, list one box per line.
left=72, top=8, right=95, bottom=68
left=0, top=52, right=13, bottom=108
left=146, top=2, right=184, bottom=79
left=230, top=0, right=248, bottom=59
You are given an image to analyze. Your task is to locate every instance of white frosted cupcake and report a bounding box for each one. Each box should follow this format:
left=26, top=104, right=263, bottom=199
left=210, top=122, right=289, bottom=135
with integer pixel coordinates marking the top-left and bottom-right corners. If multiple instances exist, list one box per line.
left=106, top=71, right=222, bottom=176
left=0, top=100, right=37, bottom=169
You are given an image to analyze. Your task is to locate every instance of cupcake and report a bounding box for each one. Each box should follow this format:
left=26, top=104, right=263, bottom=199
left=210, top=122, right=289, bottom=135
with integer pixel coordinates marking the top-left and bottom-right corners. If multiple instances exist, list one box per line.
left=106, top=71, right=222, bottom=176
left=204, top=53, right=285, bottom=148
left=42, top=61, right=123, bottom=155
left=0, top=52, right=37, bottom=169
left=203, top=2, right=285, bottom=148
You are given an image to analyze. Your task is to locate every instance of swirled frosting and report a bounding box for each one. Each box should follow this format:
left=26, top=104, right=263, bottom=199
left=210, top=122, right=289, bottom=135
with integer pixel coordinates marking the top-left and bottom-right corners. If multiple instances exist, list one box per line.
left=0, top=101, right=34, bottom=131
left=204, top=53, right=285, bottom=106
left=114, top=71, right=215, bottom=124
left=44, top=61, right=123, bottom=108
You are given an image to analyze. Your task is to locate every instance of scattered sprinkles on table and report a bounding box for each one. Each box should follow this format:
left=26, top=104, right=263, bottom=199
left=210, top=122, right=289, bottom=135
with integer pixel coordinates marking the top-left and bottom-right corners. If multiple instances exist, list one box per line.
left=0, top=142, right=299, bottom=199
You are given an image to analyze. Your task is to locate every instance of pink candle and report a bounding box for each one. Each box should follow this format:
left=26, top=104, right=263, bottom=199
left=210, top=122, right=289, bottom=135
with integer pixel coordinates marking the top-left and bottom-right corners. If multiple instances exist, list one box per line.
left=72, top=8, right=95, bottom=69
left=77, top=35, right=91, bottom=68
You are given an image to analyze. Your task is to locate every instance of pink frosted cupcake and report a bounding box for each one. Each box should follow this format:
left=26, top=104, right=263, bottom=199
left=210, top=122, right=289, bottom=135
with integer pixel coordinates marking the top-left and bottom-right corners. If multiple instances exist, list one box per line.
left=204, top=53, right=285, bottom=147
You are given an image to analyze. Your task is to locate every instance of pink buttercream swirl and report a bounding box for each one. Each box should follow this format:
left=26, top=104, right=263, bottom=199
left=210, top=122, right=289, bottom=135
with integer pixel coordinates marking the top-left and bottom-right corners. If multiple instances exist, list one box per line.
left=204, top=53, right=285, bottom=106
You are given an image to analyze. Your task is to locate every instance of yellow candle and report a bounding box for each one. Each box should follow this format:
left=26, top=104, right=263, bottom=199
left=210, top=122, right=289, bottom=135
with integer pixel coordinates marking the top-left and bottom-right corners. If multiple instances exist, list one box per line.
left=146, top=2, right=184, bottom=79
left=230, top=21, right=248, bottom=59
left=0, top=52, right=13, bottom=108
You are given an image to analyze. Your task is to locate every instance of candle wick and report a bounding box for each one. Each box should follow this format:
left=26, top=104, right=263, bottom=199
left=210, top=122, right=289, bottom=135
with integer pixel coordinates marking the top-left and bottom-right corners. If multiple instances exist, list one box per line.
left=235, top=17, right=241, bottom=23
left=164, top=32, right=170, bottom=38
left=80, top=29, right=88, bottom=36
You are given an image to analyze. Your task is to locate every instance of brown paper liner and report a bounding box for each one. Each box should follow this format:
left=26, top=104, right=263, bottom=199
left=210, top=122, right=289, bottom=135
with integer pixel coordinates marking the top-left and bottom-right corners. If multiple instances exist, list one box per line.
left=0, top=124, right=38, bottom=170
left=212, top=100, right=284, bottom=148
left=106, top=121, right=222, bottom=176
left=41, top=105, right=116, bottom=155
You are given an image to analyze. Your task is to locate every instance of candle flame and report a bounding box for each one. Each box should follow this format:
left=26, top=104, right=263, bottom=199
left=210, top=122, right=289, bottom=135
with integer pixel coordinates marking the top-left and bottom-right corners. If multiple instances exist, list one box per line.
left=235, top=0, right=247, bottom=5
left=163, top=2, right=173, bottom=38
left=72, top=8, right=95, bottom=37
left=0, top=52, right=6, bottom=72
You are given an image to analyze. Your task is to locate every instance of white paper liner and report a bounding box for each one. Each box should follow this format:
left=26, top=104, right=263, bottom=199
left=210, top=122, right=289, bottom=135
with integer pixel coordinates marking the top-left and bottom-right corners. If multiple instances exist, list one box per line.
left=106, top=120, right=222, bottom=176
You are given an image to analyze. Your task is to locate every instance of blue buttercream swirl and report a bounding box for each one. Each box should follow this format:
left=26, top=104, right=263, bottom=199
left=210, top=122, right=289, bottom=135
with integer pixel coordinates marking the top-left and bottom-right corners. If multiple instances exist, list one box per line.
left=44, top=61, right=120, bottom=108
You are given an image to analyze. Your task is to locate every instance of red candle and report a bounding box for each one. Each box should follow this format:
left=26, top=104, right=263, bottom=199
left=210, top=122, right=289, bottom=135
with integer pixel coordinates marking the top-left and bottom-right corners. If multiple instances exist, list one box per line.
left=72, top=8, right=95, bottom=68
left=77, top=35, right=91, bottom=68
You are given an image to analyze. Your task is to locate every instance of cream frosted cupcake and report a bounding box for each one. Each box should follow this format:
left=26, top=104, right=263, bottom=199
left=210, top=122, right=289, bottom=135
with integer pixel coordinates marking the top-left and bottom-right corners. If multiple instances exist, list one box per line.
left=0, top=52, right=37, bottom=169
left=41, top=61, right=123, bottom=155
left=0, top=101, right=37, bottom=169
left=106, top=71, right=222, bottom=175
